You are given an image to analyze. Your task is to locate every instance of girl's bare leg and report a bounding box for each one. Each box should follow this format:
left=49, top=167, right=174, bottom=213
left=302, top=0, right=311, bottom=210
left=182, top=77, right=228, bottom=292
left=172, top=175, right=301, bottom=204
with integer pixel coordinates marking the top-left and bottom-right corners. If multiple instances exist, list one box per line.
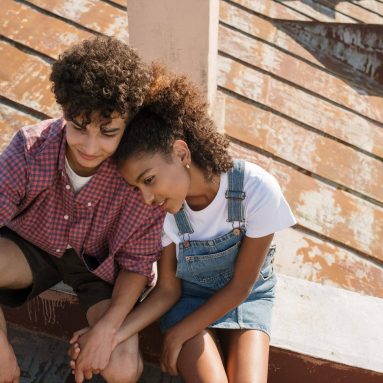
left=177, top=329, right=228, bottom=383
left=218, top=329, right=270, bottom=383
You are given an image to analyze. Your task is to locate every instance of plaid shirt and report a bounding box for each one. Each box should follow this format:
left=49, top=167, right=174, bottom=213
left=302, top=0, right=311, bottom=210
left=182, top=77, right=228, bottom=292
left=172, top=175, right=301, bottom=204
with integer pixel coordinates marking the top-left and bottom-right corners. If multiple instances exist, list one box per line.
left=0, top=119, right=165, bottom=284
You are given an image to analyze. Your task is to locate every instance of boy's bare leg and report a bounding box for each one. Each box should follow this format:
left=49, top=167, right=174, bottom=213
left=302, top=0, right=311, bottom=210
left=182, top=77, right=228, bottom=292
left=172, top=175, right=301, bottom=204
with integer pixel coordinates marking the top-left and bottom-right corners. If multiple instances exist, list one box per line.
left=0, top=237, right=34, bottom=383
left=86, top=299, right=143, bottom=383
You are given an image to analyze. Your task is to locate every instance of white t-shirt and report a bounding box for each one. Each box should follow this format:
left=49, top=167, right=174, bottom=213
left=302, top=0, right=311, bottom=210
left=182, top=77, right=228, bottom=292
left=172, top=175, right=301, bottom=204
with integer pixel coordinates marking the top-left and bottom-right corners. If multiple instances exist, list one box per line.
left=65, top=157, right=93, bottom=194
left=162, top=161, right=296, bottom=257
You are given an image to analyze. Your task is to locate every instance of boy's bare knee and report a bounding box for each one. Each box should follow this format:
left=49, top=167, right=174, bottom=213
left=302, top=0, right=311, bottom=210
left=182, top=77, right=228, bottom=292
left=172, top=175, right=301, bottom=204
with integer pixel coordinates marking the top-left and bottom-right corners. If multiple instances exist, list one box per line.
left=0, top=238, right=32, bottom=289
left=102, top=337, right=143, bottom=383
left=102, top=356, right=143, bottom=383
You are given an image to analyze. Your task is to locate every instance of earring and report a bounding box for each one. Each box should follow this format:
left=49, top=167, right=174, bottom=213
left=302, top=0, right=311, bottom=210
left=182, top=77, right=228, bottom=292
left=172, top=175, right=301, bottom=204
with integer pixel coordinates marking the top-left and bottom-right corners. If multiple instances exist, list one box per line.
left=185, top=164, right=190, bottom=169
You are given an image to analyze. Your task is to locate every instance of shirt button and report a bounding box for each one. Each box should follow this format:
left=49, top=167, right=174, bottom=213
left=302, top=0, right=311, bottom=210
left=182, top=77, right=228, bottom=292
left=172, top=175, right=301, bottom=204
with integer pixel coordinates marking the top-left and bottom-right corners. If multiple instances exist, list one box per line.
left=87, top=202, right=92, bottom=207
left=66, top=184, right=70, bottom=190
left=64, top=215, right=69, bottom=220
left=56, top=249, right=60, bottom=253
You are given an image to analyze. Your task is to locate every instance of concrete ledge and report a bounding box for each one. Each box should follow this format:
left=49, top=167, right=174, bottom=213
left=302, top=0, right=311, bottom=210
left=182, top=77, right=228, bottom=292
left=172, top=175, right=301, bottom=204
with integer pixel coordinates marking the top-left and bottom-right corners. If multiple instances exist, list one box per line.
left=271, top=274, right=383, bottom=374
left=4, top=275, right=383, bottom=382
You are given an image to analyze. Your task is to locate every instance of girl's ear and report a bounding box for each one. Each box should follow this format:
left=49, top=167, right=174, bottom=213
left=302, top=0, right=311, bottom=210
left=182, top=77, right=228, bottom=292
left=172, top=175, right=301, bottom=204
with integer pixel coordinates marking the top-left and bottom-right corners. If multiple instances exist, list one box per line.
left=173, top=140, right=191, bottom=165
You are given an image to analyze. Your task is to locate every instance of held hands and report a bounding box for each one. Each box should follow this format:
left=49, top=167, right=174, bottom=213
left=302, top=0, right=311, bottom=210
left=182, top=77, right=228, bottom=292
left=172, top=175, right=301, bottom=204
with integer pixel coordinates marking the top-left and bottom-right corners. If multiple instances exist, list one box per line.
left=160, top=328, right=185, bottom=377
left=68, top=324, right=117, bottom=383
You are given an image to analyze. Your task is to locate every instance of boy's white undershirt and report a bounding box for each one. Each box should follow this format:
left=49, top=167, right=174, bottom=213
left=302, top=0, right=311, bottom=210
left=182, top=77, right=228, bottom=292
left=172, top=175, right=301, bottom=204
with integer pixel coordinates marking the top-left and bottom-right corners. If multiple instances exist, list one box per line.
left=65, top=157, right=93, bottom=249
left=65, top=156, right=93, bottom=193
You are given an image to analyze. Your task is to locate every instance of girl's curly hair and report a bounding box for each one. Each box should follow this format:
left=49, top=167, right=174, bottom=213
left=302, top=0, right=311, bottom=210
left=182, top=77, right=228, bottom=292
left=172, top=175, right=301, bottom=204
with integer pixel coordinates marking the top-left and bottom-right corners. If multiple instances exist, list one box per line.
left=114, top=72, right=233, bottom=179
left=50, top=36, right=153, bottom=124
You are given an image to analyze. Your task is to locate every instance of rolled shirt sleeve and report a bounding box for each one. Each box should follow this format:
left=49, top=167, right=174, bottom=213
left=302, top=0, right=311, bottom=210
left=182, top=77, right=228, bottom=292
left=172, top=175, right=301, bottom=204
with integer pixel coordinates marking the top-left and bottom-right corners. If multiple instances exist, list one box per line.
left=115, top=207, right=165, bottom=283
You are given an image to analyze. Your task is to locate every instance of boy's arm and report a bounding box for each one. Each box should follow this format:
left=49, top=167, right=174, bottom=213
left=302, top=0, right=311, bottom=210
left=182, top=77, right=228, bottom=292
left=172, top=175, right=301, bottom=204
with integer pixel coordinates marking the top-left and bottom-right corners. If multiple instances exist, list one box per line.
left=113, top=243, right=180, bottom=345
left=73, top=269, right=148, bottom=383
left=161, top=234, right=274, bottom=376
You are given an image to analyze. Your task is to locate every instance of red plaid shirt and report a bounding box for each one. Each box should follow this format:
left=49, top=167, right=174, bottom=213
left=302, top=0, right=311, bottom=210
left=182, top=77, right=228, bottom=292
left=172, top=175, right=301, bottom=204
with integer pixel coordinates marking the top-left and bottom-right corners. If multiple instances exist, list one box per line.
left=0, top=119, right=165, bottom=284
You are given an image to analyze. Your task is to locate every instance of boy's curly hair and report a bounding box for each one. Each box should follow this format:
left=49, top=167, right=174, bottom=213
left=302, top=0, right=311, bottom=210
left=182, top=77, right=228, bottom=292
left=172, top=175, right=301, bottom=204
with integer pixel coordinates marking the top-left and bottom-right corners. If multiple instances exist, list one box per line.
left=50, top=36, right=152, bottom=124
left=114, top=72, right=233, bottom=179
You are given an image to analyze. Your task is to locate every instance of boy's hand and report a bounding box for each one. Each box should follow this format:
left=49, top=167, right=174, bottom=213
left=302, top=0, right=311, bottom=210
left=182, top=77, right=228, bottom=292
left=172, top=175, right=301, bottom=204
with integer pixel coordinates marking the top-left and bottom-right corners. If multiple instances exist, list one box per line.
left=160, top=329, right=185, bottom=376
left=0, top=336, right=21, bottom=383
left=72, top=325, right=116, bottom=383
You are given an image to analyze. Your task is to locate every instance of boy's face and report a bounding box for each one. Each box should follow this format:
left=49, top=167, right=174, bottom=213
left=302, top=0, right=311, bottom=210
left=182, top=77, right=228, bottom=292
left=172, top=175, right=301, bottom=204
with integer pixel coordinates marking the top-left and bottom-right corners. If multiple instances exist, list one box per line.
left=65, top=112, right=126, bottom=176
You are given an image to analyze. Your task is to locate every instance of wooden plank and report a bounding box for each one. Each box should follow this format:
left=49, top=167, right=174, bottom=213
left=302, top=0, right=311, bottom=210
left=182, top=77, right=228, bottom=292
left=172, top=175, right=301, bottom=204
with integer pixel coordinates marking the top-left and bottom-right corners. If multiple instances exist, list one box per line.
left=108, top=0, right=127, bottom=7
left=0, top=0, right=93, bottom=60
left=318, top=0, right=383, bottom=23
left=229, top=0, right=311, bottom=21
left=274, top=0, right=357, bottom=22
left=223, top=94, right=383, bottom=203
left=0, top=41, right=59, bottom=117
left=0, top=104, right=42, bottom=152
left=219, top=25, right=383, bottom=124
left=218, top=55, right=383, bottom=159
left=219, top=1, right=380, bottom=93
left=274, top=228, right=383, bottom=299
left=27, top=0, right=128, bottom=41
left=356, top=0, right=383, bottom=15
left=228, top=142, right=383, bottom=262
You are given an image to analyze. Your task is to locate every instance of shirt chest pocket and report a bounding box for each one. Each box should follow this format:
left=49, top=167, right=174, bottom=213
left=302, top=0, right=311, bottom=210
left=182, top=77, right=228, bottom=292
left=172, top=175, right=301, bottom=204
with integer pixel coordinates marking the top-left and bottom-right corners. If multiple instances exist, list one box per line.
left=181, top=241, right=241, bottom=290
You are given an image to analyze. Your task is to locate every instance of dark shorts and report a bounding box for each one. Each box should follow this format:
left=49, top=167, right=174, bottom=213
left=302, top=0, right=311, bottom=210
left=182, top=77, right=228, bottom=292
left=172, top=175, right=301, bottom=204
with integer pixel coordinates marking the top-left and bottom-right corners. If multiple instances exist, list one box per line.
left=0, top=227, right=113, bottom=313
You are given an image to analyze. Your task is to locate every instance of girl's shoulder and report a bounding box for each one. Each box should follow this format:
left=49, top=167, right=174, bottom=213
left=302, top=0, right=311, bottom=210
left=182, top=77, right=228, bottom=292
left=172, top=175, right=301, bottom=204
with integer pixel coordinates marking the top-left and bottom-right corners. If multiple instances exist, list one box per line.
left=239, top=160, right=282, bottom=198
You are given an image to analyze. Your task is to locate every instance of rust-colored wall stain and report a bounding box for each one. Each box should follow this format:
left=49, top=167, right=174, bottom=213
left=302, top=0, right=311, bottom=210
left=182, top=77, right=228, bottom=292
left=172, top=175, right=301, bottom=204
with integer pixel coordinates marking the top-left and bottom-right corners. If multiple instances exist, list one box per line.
left=27, top=0, right=128, bottom=42
left=219, top=25, right=383, bottom=124
left=230, top=0, right=311, bottom=21
left=273, top=227, right=383, bottom=298
left=1, top=0, right=92, bottom=60
left=229, top=141, right=383, bottom=263
left=0, top=41, right=60, bottom=117
left=223, top=93, right=383, bottom=203
left=218, top=56, right=383, bottom=158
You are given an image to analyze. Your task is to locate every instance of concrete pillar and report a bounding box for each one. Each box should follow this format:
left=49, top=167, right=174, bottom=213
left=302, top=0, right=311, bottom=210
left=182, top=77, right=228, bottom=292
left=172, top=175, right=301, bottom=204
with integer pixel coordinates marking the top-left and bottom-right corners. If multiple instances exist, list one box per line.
left=126, top=0, right=220, bottom=112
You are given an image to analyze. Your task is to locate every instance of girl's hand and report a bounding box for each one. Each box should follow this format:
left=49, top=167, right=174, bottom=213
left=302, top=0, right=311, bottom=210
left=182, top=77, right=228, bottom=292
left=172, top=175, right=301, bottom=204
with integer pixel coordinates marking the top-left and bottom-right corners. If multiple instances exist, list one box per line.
left=160, top=329, right=184, bottom=376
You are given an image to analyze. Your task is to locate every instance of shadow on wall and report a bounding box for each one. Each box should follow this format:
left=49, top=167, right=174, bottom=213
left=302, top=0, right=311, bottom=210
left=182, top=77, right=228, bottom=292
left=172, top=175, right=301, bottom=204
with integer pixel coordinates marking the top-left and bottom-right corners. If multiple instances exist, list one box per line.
left=274, top=20, right=383, bottom=96
left=278, top=0, right=363, bottom=19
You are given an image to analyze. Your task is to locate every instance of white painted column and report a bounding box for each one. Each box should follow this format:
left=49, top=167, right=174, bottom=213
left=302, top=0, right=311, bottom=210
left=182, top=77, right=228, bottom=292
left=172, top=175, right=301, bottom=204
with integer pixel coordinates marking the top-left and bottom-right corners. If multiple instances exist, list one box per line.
left=126, top=0, right=220, bottom=114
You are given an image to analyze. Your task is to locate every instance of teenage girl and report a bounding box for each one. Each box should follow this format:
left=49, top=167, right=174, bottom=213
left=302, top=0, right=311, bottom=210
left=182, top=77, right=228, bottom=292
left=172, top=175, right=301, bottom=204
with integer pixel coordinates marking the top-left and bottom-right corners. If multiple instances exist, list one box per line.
left=71, top=74, right=296, bottom=382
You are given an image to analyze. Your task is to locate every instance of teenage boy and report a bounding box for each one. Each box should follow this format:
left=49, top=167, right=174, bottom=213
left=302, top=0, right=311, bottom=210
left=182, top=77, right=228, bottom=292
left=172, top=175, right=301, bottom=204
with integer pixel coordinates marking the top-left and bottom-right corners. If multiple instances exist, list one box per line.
left=0, top=36, right=164, bottom=383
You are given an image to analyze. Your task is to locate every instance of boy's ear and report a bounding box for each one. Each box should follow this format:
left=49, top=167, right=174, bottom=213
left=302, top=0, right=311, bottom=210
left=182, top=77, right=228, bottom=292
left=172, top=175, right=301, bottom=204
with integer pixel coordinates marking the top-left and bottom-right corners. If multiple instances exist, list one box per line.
left=173, top=140, right=191, bottom=164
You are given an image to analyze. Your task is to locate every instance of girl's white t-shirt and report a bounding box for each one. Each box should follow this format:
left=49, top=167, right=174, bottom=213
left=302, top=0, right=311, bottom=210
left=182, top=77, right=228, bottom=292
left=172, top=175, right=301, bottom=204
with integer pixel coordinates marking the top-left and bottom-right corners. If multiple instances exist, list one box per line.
left=162, top=161, right=296, bottom=256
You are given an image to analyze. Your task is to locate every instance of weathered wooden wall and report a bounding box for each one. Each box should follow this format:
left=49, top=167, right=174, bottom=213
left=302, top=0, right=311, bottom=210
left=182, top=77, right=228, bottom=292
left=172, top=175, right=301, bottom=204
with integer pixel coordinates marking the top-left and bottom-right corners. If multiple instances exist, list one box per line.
left=220, top=0, right=383, bottom=298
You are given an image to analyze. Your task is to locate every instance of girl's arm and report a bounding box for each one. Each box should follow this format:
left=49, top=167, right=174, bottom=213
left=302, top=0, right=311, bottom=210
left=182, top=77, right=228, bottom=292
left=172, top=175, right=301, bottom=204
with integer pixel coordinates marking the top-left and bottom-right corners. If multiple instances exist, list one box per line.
left=112, top=243, right=181, bottom=346
left=161, top=233, right=274, bottom=375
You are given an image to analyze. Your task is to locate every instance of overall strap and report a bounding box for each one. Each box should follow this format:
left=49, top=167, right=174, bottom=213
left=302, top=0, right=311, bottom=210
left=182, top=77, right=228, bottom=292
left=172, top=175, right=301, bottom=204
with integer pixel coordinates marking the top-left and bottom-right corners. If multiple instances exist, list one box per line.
left=225, top=159, right=246, bottom=223
left=173, top=206, right=194, bottom=235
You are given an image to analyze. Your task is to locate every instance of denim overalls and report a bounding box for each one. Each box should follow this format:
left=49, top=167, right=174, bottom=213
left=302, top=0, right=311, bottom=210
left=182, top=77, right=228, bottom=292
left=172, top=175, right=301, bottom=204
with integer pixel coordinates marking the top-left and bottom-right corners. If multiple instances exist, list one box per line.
left=161, top=160, right=277, bottom=337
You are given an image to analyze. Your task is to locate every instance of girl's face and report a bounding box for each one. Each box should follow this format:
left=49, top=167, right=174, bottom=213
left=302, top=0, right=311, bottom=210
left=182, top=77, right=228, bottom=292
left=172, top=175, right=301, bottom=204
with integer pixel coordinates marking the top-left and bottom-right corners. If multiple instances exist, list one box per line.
left=119, top=144, right=191, bottom=214
left=66, top=112, right=126, bottom=176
